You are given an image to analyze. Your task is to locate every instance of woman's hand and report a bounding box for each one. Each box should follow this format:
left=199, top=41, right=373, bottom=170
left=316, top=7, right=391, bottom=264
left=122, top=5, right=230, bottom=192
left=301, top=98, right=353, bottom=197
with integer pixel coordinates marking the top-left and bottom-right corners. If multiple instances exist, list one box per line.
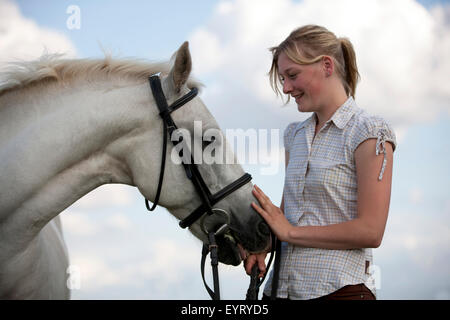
left=251, top=185, right=293, bottom=242
left=244, top=252, right=268, bottom=278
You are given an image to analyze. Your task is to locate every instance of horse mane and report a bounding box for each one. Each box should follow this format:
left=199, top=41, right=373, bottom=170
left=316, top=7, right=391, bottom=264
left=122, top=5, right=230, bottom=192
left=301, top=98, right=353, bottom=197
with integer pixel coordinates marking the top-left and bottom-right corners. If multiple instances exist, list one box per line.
left=0, top=54, right=202, bottom=96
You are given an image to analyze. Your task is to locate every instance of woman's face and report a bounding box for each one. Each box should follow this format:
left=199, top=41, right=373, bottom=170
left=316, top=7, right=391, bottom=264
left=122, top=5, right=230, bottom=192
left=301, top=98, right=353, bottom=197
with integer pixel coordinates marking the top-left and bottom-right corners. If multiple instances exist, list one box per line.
left=277, top=51, right=325, bottom=113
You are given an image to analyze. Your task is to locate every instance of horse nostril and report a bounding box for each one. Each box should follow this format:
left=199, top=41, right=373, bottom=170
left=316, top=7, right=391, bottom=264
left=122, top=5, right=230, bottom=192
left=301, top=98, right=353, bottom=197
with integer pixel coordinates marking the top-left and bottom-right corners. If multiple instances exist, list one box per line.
left=257, top=221, right=271, bottom=237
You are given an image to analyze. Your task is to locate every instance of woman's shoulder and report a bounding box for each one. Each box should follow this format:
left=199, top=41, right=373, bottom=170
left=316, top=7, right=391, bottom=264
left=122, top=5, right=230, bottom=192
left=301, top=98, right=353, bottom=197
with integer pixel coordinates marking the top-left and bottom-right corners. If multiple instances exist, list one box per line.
left=348, top=106, right=397, bottom=151
left=350, top=106, right=386, bottom=127
left=349, top=107, right=393, bottom=133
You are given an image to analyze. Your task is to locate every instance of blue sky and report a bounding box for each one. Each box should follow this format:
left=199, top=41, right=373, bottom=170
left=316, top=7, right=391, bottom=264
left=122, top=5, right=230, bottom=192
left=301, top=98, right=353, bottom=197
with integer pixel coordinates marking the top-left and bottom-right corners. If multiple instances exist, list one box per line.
left=15, top=0, right=217, bottom=59
left=2, top=0, right=449, bottom=300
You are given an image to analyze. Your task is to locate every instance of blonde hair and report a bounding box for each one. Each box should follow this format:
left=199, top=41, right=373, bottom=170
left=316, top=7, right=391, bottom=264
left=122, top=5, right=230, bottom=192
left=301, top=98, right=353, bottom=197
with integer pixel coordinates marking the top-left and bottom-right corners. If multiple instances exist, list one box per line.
left=269, top=25, right=360, bottom=99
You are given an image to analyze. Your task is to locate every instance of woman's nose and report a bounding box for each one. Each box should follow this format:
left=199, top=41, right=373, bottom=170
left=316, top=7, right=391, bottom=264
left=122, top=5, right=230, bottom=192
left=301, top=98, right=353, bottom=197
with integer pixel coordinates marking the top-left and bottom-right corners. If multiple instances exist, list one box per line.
left=283, top=79, right=292, bottom=94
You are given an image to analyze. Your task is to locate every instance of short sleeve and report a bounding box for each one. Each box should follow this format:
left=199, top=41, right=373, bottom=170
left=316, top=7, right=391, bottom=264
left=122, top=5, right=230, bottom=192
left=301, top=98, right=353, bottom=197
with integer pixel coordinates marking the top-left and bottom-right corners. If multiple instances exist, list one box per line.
left=351, top=116, right=397, bottom=180
left=283, top=122, right=299, bottom=153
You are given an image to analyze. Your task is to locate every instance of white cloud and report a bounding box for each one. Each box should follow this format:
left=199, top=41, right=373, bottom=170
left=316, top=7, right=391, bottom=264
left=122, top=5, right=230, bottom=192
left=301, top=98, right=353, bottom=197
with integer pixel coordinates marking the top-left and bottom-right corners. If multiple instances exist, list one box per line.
left=61, top=211, right=98, bottom=236
left=381, top=209, right=450, bottom=272
left=189, top=0, right=450, bottom=132
left=374, top=206, right=450, bottom=299
left=0, top=0, right=77, bottom=65
left=189, top=29, right=225, bottom=75
left=137, top=239, right=199, bottom=282
left=67, top=237, right=202, bottom=294
left=71, top=185, right=135, bottom=209
left=69, top=255, right=122, bottom=290
left=61, top=210, right=135, bottom=237
left=106, top=213, right=133, bottom=231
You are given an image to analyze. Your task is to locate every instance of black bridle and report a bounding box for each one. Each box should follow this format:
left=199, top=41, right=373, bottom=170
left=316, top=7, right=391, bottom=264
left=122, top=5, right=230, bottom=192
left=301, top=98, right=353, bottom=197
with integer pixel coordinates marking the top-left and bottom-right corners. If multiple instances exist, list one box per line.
left=144, top=74, right=255, bottom=300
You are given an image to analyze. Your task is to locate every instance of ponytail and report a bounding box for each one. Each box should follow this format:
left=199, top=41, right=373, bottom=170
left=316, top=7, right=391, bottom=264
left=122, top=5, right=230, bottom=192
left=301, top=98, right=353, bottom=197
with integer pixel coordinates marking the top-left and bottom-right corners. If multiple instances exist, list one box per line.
left=339, top=37, right=360, bottom=98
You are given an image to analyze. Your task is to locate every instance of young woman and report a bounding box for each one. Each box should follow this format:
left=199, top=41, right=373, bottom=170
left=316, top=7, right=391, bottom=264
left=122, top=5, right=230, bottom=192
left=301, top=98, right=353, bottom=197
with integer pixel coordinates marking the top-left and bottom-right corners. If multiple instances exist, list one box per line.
left=245, top=25, right=397, bottom=300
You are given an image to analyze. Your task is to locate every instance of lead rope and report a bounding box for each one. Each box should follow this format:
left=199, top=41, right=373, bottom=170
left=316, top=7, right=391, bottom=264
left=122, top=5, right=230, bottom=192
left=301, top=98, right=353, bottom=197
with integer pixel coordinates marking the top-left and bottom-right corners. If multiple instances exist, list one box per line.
left=245, top=234, right=279, bottom=300
left=245, top=264, right=261, bottom=300
left=201, top=232, right=220, bottom=300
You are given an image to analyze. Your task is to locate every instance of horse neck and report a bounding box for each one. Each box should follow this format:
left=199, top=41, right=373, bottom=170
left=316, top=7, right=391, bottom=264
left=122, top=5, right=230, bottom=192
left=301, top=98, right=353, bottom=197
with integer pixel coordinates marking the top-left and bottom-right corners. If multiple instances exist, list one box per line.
left=0, top=79, right=153, bottom=245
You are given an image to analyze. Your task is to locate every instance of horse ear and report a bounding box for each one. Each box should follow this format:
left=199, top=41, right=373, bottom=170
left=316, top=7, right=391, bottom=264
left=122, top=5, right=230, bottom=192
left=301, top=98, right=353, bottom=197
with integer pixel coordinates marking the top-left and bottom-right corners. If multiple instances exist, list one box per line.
left=169, top=41, right=192, bottom=93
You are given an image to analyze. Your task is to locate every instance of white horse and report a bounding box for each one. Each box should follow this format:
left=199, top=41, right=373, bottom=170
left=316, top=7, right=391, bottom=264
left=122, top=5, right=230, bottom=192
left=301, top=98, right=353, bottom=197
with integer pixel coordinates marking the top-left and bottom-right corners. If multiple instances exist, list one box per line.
left=0, top=42, right=270, bottom=299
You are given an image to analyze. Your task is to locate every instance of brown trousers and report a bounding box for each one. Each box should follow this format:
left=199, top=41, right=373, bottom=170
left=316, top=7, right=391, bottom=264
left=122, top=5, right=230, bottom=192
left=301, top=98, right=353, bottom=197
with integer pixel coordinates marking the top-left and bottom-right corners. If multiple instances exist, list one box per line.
left=263, top=284, right=376, bottom=301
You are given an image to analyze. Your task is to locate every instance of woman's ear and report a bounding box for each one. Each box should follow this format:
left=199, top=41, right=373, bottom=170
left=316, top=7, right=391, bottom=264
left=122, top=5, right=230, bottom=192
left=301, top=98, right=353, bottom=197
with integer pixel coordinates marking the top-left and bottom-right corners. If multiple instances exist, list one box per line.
left=322, top=56, right=334, bottom=77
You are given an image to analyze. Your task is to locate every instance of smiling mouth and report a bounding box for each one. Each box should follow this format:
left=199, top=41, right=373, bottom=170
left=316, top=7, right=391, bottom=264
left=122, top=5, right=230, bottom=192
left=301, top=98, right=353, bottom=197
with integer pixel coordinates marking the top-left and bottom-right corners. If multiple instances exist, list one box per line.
left=293, top=92, right=304, bottom=101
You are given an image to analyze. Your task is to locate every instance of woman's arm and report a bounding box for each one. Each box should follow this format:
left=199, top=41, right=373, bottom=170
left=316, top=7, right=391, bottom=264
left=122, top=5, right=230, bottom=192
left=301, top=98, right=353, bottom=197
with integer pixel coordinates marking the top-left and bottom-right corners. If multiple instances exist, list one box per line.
left=252, top=139, right=394, bottom=249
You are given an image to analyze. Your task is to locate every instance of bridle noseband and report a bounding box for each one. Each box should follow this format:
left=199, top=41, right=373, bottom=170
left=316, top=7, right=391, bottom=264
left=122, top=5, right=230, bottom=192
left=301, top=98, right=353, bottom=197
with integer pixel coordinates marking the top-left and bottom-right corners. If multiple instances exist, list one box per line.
left=144, top=74, right=254, bottom=300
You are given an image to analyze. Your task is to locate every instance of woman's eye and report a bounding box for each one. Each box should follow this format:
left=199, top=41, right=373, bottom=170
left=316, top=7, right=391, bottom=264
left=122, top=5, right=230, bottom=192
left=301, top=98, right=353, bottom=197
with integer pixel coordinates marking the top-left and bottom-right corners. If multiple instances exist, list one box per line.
left=288, top=73, right=297, bottom=79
